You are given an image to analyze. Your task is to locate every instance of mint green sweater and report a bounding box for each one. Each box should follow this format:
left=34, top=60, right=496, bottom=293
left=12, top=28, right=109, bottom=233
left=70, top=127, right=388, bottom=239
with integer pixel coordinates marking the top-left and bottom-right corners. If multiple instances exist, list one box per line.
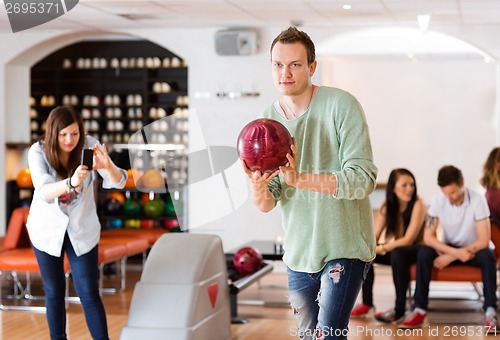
left=262, top=86, right=377, bottom=272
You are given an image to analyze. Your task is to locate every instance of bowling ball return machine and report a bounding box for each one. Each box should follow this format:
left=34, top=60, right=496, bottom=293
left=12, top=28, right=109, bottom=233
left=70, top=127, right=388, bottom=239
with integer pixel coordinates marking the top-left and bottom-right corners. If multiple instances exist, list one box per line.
left=120, top=233, right=231, bottom=340
left=120, top=233, right=274, bottom=338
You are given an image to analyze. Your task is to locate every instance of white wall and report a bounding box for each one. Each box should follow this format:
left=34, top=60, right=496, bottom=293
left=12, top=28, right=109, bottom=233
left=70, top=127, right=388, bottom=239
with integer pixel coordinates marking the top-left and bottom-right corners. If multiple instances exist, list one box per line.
left=0, top=25, right=499, bottom=252
left=321, top=56, right=496, bottom=203
left=1, top=30, right=72, bottom=227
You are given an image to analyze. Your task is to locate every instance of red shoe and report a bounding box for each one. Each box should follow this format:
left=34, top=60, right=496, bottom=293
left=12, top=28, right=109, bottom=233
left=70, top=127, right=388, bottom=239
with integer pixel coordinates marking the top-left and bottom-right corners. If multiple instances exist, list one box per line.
left=485, top=313, right=498, bottom=335
left=399, top=310, right=427, bottom=329
left=350, top=304, right=375, bottom=319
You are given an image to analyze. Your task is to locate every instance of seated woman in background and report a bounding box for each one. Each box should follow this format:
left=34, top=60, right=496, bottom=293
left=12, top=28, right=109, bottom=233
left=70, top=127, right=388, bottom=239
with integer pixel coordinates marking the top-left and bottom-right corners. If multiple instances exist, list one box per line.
left=480, top=147, right=500, bottom=222
left=351, top=168, right=427, bottom=323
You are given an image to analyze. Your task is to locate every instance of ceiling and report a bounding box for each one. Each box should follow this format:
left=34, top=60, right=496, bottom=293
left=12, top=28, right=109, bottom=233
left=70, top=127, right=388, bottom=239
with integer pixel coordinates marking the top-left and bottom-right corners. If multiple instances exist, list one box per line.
left=1, top=0, right=500, bottom=33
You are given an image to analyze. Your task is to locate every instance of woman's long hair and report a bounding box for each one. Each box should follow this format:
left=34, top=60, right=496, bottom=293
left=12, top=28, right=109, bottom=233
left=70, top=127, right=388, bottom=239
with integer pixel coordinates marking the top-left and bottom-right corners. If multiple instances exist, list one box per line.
left=42, top=106, right=85, bottom=179
left=385, top=168, right=418, bottom=239
left=480, top=147, right=500, bottom=189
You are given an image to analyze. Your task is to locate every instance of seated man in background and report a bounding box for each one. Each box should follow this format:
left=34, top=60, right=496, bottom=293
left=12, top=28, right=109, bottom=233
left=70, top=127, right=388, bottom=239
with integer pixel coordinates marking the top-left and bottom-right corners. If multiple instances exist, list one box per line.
left=400, top=165, right=497, bottom=333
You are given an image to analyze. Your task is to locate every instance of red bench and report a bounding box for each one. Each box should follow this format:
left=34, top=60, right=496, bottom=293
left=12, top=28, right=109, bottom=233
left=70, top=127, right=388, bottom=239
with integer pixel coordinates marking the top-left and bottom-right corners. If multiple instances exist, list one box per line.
left=408, top=220, right=500, bottom=302
left=0, top=207, right=151, bottom=310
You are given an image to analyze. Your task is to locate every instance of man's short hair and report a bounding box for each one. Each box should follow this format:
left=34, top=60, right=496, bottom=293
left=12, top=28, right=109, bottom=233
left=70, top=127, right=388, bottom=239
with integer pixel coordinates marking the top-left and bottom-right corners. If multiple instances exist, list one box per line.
left=437, top=165, right=464, bottom=187
left=270, top=26, right=316, bottom=66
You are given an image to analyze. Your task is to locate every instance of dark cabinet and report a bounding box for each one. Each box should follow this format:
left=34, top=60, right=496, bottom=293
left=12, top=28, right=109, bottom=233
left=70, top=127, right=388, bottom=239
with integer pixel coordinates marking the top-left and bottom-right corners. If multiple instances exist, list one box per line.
left=30, top=40, right=188, bottom=145
left=27, top=40, right=189, bottom=231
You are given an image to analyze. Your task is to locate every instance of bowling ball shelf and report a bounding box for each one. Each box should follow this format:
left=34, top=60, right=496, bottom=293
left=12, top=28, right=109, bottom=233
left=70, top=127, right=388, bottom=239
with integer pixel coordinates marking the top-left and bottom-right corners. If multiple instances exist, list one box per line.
left=29, top=40, right=188, bottom=145
left=226, top=258, right=273, bottom=324
left=25, top=41, right=191, bottom=233
left=98, top=184, right=182, bottom=231
left=226, top=259, right=267, bottom=283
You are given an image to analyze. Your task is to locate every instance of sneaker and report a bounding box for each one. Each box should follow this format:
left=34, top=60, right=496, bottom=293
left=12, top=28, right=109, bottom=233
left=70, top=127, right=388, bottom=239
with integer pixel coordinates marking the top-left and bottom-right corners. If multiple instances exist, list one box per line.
left=399, top=310, right=428, bottom=329
left=485, top=313, right=498, bottom=335
left=350, top=304, right=375, bottom=319
left=374, top=309, right=405, bottom=324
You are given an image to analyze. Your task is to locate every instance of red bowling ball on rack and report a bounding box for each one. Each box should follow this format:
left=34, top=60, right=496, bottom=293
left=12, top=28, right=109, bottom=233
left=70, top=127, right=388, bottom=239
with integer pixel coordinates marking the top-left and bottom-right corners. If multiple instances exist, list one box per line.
left=232, top=247, right=263, bottom=276
left=236, top=118, right=292, bottom=173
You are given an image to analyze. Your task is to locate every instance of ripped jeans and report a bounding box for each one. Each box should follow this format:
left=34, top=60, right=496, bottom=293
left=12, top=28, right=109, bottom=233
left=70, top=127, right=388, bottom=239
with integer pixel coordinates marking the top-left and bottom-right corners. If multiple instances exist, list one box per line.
left=288, top=259, right=371, bottom=340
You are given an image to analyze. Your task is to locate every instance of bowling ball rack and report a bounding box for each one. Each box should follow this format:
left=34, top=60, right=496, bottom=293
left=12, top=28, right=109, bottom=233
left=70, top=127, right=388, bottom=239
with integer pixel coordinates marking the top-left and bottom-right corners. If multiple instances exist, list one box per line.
left=226, top=258, right=273, bottom=324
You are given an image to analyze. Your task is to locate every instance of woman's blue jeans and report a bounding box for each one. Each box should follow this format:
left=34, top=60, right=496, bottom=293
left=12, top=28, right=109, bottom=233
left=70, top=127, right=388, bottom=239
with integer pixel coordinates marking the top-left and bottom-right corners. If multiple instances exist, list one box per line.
left=33, top=233, right=109, bottom=340
left=288, top=259, right=371, bottom=340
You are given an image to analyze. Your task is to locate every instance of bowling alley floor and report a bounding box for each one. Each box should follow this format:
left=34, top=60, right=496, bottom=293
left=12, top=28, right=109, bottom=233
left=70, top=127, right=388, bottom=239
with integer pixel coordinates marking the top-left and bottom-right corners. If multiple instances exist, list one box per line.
left=0, top=262, right=496, bottom=339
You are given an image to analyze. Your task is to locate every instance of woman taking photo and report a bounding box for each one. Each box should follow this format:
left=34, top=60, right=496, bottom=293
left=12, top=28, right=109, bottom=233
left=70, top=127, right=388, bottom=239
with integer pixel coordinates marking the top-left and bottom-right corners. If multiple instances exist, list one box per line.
left=27, top=106, right=127, bottom=339
left=351, top=168, right=427, bottom=324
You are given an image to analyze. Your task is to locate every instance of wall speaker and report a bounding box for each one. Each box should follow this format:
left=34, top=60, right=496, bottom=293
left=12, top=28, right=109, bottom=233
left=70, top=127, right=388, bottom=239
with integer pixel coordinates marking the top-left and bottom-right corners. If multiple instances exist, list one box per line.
left=215, top=30, right=257, bottom=56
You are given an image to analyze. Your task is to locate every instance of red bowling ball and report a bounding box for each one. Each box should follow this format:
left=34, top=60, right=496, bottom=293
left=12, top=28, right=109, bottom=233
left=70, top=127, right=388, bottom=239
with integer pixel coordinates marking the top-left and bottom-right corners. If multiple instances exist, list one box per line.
left=232, top=247, right=263, bottom=276
left=236, top=118, right=292, bottom=173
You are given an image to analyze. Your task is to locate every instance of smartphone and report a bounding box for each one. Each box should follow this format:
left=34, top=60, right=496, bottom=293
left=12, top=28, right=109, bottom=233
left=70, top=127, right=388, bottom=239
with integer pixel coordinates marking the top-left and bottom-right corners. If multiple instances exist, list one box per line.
left=82, top=148, right=94, bottom=169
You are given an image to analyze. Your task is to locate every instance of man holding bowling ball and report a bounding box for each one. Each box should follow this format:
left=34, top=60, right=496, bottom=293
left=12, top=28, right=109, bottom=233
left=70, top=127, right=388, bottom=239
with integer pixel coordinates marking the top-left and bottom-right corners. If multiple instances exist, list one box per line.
left=241, top=27, right=378, bottom=340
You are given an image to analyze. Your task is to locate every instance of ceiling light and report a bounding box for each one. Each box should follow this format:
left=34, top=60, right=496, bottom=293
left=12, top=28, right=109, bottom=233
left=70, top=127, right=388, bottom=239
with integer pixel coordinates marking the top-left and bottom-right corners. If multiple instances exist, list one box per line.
left=417, top=14, right=431, bottom=33
left=343, top=4, right=352, bottom=10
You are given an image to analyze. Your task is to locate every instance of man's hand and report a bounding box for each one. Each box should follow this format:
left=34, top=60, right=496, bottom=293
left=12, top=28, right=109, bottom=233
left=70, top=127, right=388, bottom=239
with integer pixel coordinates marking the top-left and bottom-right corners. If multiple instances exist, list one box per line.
left=454, top=247, right=475, bottom=262
left=241, top=161, right=279, bottom=193
left=433, top=254, right=455, bottom=269
left=241, top=160, right=279, bottom=212
left=279, top=140, right=299, bottom=187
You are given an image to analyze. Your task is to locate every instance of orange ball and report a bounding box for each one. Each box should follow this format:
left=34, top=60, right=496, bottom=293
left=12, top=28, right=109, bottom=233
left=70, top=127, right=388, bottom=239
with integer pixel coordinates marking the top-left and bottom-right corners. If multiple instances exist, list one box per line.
left=125, top=169, right=142, bottom=189
left=16, top=168, right=33, bottom=188
left=141, top=169, right=164, bottom=189
left=108, top=192, right=126, bottom=204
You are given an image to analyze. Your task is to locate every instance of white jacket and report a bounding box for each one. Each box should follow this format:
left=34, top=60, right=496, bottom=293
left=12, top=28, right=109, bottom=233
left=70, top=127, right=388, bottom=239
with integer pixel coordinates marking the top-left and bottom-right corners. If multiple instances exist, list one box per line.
left=27, top=135, right=127, bottom=257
